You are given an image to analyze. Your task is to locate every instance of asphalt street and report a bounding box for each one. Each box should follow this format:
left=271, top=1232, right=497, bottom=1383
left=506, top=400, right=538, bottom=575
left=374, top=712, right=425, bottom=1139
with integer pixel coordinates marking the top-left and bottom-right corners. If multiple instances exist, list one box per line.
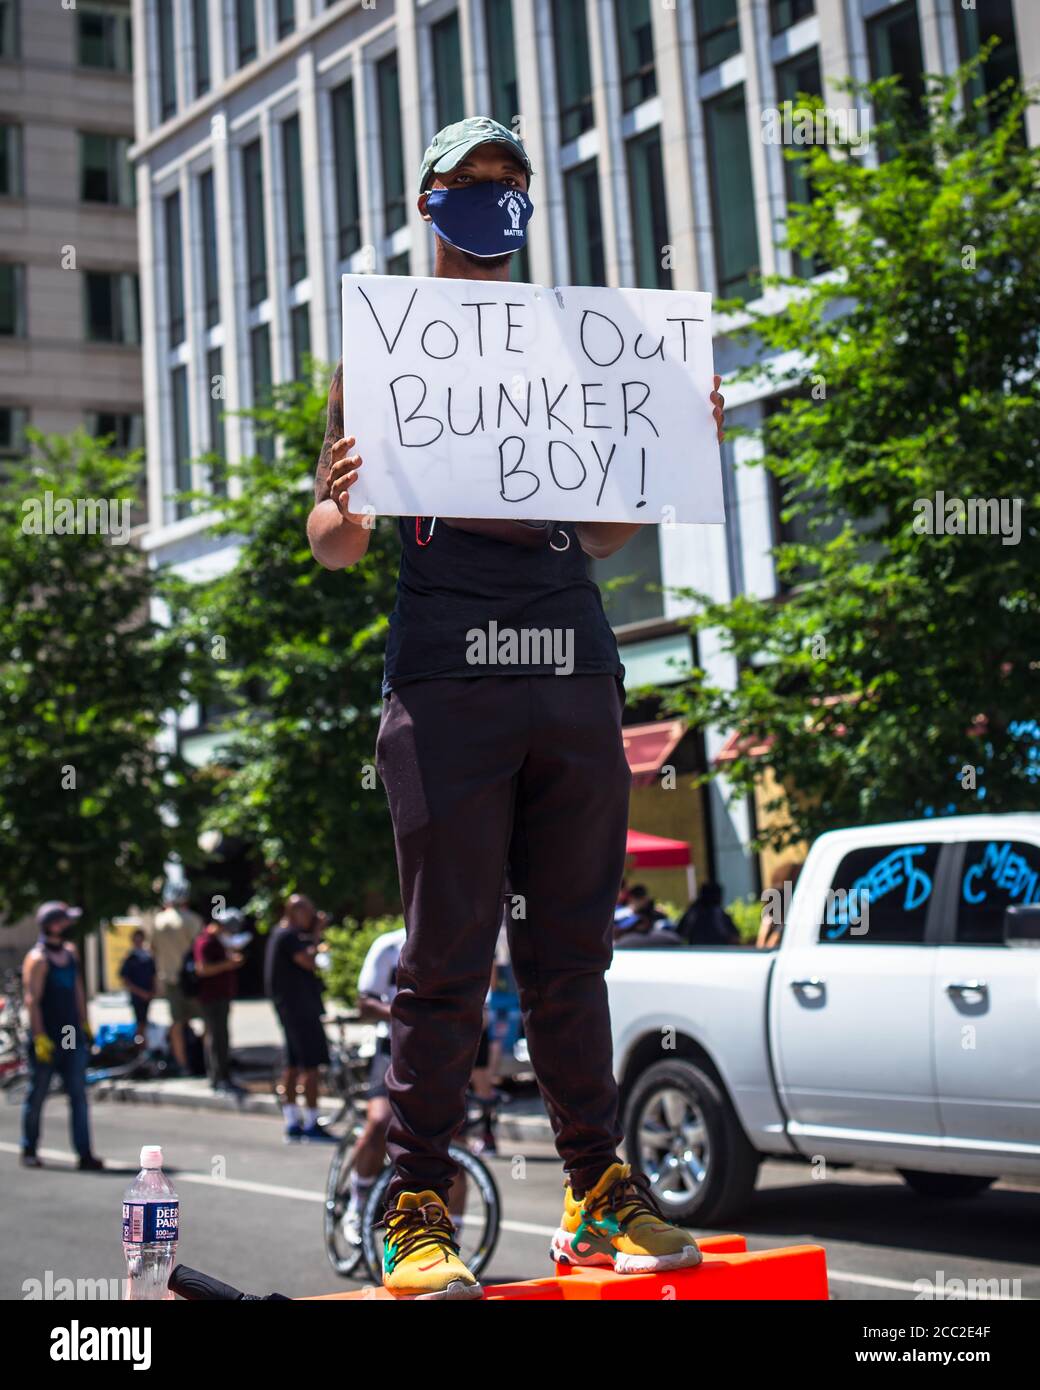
left=2, top=1098, right=1037, bottom=1301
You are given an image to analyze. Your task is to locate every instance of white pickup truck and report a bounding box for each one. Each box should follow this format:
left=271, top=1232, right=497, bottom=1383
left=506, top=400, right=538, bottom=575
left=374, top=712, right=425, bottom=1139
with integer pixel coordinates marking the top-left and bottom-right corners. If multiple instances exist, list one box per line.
left=606, top=814, right=1040, bottom=1224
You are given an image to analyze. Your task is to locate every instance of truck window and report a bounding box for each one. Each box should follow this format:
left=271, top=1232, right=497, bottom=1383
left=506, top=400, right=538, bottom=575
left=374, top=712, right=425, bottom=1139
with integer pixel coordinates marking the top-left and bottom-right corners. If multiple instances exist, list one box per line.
left=956, top=840, right=1040, bottom=945
left=818, top=842, right=940, bottom=944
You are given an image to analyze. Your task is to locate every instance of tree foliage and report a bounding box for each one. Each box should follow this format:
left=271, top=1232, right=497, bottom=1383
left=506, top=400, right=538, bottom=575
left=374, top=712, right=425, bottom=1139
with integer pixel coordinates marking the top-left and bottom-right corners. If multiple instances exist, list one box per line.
left=666, top=57, right=1040, bottom=849
left=166, top=371, right=400, bottom=922
left=0, top=433, right=199, bottom=928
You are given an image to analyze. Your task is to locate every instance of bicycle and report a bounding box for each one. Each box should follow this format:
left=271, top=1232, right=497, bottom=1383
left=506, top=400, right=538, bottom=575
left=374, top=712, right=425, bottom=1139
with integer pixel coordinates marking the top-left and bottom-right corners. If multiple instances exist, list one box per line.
left=322, top=1037, right=501, bottom=1283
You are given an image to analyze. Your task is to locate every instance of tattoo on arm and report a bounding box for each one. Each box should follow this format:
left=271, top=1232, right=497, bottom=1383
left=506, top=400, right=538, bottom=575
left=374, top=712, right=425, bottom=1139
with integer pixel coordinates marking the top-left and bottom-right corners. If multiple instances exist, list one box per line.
left=314, top=362, right=344, bottom=504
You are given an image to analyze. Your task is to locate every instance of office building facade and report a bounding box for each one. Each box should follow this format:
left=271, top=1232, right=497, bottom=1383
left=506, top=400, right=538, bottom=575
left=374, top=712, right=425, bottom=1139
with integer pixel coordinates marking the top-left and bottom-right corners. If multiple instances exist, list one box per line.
left=131, top=0, right=1037, bottom=896
left=1, top=0, right=141, bottom=464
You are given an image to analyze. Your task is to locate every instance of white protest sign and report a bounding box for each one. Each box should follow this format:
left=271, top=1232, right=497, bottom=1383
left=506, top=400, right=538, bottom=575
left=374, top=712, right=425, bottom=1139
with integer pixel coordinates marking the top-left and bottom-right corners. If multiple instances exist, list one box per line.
left=341, top=274, right=724, bottom=525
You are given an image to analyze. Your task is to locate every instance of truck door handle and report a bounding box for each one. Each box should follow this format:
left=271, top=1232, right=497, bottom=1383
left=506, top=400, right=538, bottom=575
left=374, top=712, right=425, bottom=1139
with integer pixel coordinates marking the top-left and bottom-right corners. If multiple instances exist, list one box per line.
left=946, top=980, right=988, bottom=995
left=790, top=977, right=825, bottom=990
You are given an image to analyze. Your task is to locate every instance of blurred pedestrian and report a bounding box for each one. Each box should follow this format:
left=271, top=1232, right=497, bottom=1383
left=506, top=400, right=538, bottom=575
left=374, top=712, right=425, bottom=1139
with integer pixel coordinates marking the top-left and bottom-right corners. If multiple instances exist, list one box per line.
left=265, top=893, right=336, bottom=1143
left=119, top=928, right=156, bottom=1035
left=676, top=882, right=741, bottom=946
left=20, top=902, right=103, bottom=1170
left=613, top=884, right=669, bottom=934
left=152, top=881, right=202, bottom=1074
left=193, top=907, right=246, bottom=1097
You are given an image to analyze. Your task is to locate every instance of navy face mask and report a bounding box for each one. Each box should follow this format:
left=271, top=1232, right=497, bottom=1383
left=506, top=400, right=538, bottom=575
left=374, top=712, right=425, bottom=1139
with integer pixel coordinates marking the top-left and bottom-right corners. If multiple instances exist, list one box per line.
left=424, top=181, right=533, bottom=258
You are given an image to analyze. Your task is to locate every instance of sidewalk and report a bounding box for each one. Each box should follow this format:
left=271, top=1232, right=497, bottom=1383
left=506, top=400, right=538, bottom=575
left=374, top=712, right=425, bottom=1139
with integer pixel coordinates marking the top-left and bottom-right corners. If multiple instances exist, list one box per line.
left=87, top=992, right=554, bottom=1148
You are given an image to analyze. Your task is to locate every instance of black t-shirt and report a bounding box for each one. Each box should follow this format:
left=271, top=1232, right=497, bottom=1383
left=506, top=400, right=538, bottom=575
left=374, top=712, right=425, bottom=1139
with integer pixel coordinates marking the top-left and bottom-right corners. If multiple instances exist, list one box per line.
left=265, top=926, right=323, bottom=1014
left=382, top=519, right=624, bottom=695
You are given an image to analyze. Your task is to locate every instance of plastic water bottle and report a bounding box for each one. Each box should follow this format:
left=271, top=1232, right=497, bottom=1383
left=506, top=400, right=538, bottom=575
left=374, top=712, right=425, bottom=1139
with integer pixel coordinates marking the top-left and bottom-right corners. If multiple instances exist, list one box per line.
left=122, top=1145, right=179, bottom=1300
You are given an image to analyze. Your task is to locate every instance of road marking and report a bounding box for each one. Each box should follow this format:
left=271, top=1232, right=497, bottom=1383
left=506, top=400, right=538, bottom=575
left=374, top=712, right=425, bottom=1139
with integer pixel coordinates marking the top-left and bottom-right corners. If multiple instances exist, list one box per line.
left=3, top=1144, right=1032, bottom=1297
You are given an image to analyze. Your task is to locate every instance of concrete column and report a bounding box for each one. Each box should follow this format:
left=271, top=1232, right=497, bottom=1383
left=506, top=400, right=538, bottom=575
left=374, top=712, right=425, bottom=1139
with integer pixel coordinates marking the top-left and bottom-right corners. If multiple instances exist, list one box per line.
left=458, top=0, right=481, bottom=114
left=586, top=0, right=623, bottom=286
left=395, top=0, right=428, bottom=275
left=297, top=48, right=331, bottom=362
left=515, top=0, right=562, bottom=286
left=738, top=0, right=780, bottom=284
left=136, top=156, right=165, bottom=526
left=177, top=162, right=202, bottom=490
left=649, top=0, right=701, bottom=290
left=1012, top=0, right=1040, bottom=147
left=210, top=115, right=245, bottom=489
left=258, top=106, right=286, bottom=387
left=918, top=0, right=959, bottom=79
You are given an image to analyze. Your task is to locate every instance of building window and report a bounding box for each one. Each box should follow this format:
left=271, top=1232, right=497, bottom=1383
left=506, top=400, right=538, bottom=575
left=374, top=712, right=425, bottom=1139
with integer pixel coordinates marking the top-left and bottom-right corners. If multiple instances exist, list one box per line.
left=275, top=0, right=294, bottom=41
left=695, top=0, right=740, bottom=72
left=171, top=364, right=192, bottom=518
left=282, top=115, right=307, bottom=285
left=485, top=0, right=518, bottom=128
left=249, top=323, right=274, bottom=462
left=331, top=80, right=362, bottom=259
left=590, top=526, right=664, bottom=626
left=157, top=0, right=176, bottom=120
left=432, top=12, right=464, bottom=128
left=78, top=3, right=133, bottom=70
left=84, top=270, right=140, bottom=344
left=205, top=345, right=226, bottom=494
left=628, top=129, right=671, bottom=289
left=192, top=0, right=210, bottom=96
left=565, top=161, right=606, bottom=287
left=199, top=169, right=220, bottom=328
left=387, top=251, right=411, bottom=275
left=769, top=0, right=813, bottom=35
left=164, top=192, right=185, bottom=346
left=89, top=411, right=144, bottom=452
left=79, top=132, right=135, bottom=206
left=775, top=46, right=822, bottom=276
left=376, top=52, right=407, bottom=236
left=867, top=0, right=925, bottom=124
left=956, top=0, right=1020, bottom=129
left=615, top=0, right=656, bottom=112
left=242, top=139, right=267, bottom=306
left=237, top=0, right=258, bottom=67
left=0, top=1, right=19, bottom=59
left=0, top=262, right=25, bottom=336
left=0, top=405, right=28, bottom=457
left=704, top=85, right=760, bottom=301
left=553, top=1, right=594, bottom=142
left=0, top=123, right=22, bottom=196
left=291, top=303, right=310, bottom=381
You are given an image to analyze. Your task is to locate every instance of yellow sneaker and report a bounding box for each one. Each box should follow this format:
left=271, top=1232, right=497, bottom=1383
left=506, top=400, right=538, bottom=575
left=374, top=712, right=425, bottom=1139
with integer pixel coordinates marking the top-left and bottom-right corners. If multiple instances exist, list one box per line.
left=551, top=1162, right=703, bottom=1274
left=381, top=1191, right=483, bottom=1300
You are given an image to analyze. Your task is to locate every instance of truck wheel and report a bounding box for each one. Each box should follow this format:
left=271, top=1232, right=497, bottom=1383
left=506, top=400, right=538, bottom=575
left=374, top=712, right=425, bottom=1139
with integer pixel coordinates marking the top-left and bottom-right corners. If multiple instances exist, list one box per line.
left=898, top=1170, right=996, bottom=1199
left=623, top=1058, right=759, bottom=1226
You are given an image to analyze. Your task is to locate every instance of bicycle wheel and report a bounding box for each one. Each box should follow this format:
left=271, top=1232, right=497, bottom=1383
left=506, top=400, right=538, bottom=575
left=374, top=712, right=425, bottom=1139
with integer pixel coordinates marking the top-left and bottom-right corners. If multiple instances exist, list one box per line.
left=323, top=1126, right=367, bottom=1278
left=360, top=1144, right=501, bottom=1284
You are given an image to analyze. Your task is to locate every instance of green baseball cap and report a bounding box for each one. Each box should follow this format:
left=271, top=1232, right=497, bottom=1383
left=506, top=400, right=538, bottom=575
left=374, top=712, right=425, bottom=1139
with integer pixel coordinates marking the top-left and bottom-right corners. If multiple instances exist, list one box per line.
left=418, top=115, right=534, bottom=194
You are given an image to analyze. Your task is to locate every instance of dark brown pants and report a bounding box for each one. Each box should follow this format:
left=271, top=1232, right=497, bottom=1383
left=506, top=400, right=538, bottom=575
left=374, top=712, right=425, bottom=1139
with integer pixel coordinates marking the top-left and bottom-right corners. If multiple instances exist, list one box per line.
left=376, top=674, right=630, bottom=1204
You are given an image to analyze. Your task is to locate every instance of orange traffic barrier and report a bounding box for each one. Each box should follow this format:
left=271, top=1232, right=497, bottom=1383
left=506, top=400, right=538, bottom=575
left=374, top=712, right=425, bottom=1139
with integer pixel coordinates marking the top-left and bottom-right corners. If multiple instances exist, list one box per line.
left=302, top=1234, right=828, bottom=1301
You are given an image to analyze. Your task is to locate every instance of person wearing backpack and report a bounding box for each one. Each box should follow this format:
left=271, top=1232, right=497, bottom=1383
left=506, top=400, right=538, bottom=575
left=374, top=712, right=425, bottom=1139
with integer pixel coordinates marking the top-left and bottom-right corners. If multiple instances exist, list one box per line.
left=151, top=882, right=202, bottom=1074
left=193, top=908, right=246, bottom=1097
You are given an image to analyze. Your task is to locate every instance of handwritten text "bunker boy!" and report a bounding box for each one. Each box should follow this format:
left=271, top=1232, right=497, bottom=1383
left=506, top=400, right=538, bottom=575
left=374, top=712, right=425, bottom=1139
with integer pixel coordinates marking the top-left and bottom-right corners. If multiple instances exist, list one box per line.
left=341, top=276, right=724, bottom=526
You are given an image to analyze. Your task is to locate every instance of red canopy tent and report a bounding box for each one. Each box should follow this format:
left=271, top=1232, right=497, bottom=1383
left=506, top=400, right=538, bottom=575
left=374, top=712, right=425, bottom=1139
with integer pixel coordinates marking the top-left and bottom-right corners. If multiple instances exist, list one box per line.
left=625, top=829, right=697, bottom=899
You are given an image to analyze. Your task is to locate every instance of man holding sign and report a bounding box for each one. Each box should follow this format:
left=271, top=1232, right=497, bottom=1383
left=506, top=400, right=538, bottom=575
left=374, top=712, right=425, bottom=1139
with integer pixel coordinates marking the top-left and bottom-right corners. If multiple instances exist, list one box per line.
left=308, top=117, right=725, bottom=1299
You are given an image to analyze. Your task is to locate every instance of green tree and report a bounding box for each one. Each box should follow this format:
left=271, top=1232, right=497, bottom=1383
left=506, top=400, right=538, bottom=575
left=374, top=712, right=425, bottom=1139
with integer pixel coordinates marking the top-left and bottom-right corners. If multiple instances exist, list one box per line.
left=666, top=58, right=1040, bottom=851
left=166, top=370, right=400, bottom=923
left=0, top=433, right=199, bottom=929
